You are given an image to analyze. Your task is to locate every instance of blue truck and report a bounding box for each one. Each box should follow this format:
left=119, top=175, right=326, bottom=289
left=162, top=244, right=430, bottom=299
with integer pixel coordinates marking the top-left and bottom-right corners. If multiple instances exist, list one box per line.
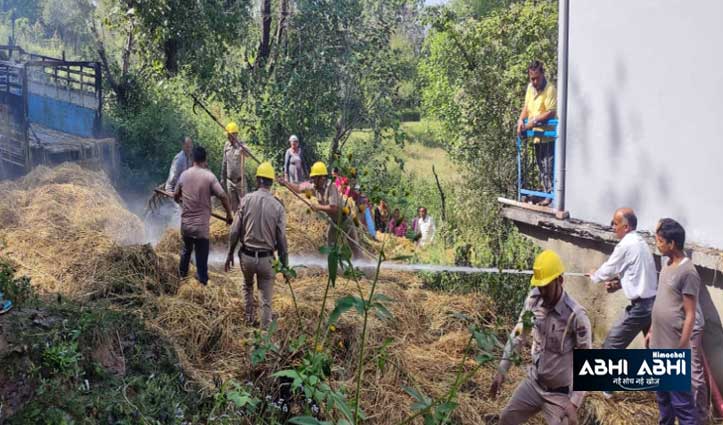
left=0, top=45, right=117, bottom=178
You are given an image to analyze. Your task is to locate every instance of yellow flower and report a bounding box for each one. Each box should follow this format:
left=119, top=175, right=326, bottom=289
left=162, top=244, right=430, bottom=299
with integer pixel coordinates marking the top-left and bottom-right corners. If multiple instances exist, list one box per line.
left=315, top=343, right=323, bottom=352
left=329, top=325, right=336, bottom=332
left=342, top=206, right=350, bottom=215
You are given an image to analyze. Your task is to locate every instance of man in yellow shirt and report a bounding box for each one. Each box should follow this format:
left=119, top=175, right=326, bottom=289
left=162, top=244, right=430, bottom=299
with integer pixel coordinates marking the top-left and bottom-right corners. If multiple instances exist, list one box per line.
left=516, top=60, right=557, bottom=206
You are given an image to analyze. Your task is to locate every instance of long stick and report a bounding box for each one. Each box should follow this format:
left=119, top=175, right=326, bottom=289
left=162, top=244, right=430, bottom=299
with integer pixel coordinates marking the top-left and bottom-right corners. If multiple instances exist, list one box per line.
left=187, top=92, right=376, bottom=258
left=432, top=165, right=446, bottom=222
left=188, top=91, right=262, bottom=164
left=153, top=189, right=228, bottom=222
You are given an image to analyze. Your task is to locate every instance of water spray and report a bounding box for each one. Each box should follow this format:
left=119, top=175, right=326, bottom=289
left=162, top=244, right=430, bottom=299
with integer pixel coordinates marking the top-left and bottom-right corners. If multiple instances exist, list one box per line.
left=208, top=252, right=588, bottom=277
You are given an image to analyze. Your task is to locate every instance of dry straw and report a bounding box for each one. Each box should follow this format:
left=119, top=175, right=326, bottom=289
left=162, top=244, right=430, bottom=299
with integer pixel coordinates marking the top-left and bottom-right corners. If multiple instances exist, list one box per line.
left=0, top=163, right=659, bottom=424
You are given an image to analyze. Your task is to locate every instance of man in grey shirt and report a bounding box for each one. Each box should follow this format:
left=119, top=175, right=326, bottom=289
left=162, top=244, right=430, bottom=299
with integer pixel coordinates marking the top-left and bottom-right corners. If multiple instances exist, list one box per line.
left=174, top=146, right=232, bottom=285
left=647, top=218, right=708, bottom=424
left=165, top=136, right=193, bottom=192
left=649, top=218, right=702, bottom=425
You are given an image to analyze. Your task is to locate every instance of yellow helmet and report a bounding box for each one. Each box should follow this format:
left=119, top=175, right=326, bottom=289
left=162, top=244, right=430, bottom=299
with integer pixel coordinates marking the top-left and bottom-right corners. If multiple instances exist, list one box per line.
left=530, top=250, right=565, bottom=287
left=256, top=161, right=275, bottom=181
left=309, top=161, right=328, bottom=177
left=225, top=122, right=239, bottom=134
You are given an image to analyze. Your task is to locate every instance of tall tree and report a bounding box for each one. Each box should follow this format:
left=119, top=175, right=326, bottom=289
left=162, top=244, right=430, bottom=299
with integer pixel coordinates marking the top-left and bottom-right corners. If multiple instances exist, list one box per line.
left=202, top=0, right=419, bottom=167
left=419, top=0, right=558, bottom=195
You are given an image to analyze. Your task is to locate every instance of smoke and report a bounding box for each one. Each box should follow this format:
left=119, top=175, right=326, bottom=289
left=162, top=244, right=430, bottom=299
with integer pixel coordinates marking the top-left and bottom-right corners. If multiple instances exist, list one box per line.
left=119, top=189, right=178, bottom=246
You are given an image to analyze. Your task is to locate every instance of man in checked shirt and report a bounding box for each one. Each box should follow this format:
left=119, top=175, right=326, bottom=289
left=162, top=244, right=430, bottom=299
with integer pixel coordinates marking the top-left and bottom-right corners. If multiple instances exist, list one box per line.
left=490, top=250, right=592, bottom=425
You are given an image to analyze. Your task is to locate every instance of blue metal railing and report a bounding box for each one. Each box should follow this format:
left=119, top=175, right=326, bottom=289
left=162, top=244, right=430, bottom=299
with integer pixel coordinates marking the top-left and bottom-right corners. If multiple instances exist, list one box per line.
left=516, top=118, right=558, bottom=203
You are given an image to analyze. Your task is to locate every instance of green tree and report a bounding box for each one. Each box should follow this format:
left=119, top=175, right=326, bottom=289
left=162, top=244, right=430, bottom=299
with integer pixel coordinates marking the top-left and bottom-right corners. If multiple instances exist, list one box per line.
left=41, top=0, right=93, bottom=52
left=446, top=0, right=515, bottom=20
left=419, top=0, right=558, bottom=196
left=93, top=0, right=420, bottom=178
left=0, top=0, right=44, bottom=23
left=203, top=0, right=420, bottom=167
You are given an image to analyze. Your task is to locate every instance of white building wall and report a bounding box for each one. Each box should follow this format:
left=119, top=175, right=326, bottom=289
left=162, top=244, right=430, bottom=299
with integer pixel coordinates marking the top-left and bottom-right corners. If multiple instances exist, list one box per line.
left=566, top=0, right=723, bottom=249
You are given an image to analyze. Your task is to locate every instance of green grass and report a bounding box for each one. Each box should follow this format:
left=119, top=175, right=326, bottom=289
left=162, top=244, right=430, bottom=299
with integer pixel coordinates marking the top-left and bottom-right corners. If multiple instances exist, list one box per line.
left=347, top=119, right=458, bottom=184
left=400, top=120, right=445, bottom=148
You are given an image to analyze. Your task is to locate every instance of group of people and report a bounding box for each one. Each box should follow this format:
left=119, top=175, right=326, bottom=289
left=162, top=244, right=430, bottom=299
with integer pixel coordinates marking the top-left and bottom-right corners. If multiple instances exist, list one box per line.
left=492, top=208, right=709, bottom=425
left=163, top=125, right=378, bottom=326
left=372, top=200, right=436, bottom=246
left=164, top=120, right=445, bottom=327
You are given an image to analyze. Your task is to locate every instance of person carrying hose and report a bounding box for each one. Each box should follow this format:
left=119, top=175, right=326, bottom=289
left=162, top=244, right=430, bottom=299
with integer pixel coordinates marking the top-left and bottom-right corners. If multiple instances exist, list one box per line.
left=280, top=161, right=361, bottom=259
left=490, top=250, right=592, bottom=425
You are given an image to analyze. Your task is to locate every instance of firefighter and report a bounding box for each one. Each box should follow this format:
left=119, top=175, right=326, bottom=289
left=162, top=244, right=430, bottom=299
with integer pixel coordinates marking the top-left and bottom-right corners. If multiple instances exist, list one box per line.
left=221, top=122, right=247, bottom=212
left=280, top=161, right=361, bottom=259
left=490, top=250, right=592, bottom=425
left=225, top=162, right=288, bottom=328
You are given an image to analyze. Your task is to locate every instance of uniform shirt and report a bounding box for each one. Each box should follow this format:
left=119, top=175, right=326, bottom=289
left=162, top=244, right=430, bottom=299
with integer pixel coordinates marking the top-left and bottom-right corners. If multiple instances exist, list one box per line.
left=591, top=231, right=658, bottom=300
left=165, top=150, right=191, bottom=192
left=499, top=288, right=592, bottom=407
left=299, top=180, right=354, bottom=228
left=221, top=141, right=245, bottom=185
left=228, top=188, right=288, bottom=266
left=316, top=181, right=342, bottom=208
left=651, top=257, right=702, bottom=349
left=176, top=166, right=225, bottom=239
left=523, top=80, right=557, bottom=143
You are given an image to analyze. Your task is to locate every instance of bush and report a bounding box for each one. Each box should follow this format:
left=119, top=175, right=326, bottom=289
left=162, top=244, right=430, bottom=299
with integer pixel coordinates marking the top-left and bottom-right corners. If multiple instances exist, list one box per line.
left=106, top=76, right=241, bottom=190
left=399, top=109, right=421, bottom=122
left=420, top=271, right=530, bottom=322
left=0, top=259, right=37, bottom=307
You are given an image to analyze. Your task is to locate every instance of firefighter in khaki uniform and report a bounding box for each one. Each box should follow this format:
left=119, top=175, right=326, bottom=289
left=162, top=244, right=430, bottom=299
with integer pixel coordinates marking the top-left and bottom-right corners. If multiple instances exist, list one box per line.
left=490, top=250, right=592, bottom=425
left=221, top=122, right=247, bottom=212
left=225, top=162, right=288, bottom=328
left=281, top=161, right=362, bottom=259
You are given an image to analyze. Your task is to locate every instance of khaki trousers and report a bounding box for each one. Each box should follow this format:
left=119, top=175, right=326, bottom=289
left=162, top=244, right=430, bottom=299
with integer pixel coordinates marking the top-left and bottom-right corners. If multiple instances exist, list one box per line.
left=499, top=377, right=572, bottom=425
left=227, top=179, right=246, bottom=212
left=240, top=253, right=274, bottom=327
left=327, top=218, right=361, bottom=259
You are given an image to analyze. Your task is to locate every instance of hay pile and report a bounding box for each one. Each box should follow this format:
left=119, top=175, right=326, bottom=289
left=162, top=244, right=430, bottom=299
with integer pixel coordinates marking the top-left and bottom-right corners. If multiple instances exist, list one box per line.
left=373, top=231, right=417, bottom=259
left=0, top=164, right=144, bottom=292
left=0, top=163, right=660, bottom=425
left=180, top=186, right=344, bottom=253
left=582, top=392, right=658, bottom=425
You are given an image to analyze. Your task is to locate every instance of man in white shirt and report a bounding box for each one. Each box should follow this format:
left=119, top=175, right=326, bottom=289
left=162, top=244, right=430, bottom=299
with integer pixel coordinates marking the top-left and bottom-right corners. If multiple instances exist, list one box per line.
left=589, top=208, right=658, bottom=349
left=412, top=207, right=436, bottom=247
